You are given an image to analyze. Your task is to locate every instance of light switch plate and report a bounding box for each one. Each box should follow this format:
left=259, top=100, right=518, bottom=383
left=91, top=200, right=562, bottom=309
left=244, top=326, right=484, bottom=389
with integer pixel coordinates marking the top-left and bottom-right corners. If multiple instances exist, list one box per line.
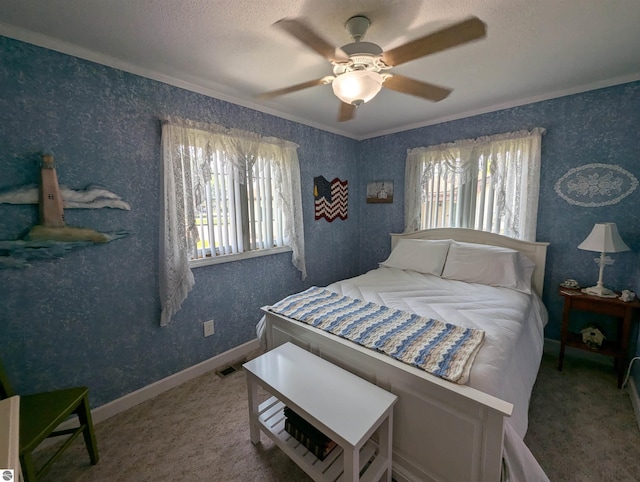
left=203, top=319, right=215, bottom=337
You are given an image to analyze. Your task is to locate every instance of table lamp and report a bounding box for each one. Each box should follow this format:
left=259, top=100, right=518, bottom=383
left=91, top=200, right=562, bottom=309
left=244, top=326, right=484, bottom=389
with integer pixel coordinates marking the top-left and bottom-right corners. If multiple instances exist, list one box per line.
left=577, top=222, right=630, bottom=297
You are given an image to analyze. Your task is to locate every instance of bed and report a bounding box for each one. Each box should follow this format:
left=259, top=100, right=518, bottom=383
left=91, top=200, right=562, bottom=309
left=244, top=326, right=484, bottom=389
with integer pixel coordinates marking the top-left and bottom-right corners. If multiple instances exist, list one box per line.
left=257, top=228, right=549, bottom=482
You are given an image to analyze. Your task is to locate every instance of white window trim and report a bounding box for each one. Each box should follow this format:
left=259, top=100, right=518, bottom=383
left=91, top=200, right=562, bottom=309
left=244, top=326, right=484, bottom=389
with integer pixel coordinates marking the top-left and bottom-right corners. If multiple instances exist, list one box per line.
left=189, top=245, right=293, bottom=269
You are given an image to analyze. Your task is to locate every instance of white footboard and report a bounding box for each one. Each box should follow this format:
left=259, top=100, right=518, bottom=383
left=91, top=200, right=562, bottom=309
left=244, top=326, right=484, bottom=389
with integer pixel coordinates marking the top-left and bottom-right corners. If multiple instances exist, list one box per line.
left=263, top=310, right=512, bottom=482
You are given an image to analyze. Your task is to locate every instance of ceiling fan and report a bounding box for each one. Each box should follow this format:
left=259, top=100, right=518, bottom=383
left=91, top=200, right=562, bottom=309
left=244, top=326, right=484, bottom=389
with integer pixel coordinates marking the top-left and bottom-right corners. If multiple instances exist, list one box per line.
left=256, top=15, right=487, bottom=122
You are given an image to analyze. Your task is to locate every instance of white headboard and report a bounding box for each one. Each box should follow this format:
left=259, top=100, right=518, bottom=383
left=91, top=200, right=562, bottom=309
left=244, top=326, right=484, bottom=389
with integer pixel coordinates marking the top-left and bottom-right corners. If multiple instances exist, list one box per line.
left=390, top=228, right=549, bottom=298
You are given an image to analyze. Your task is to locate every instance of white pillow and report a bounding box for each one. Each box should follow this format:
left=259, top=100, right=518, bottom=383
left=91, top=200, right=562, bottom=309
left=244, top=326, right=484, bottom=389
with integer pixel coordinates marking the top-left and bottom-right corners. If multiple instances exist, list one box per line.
left=441, top=241, right=534, bottom=294
left=380, top=239, right=451, bottom=276
left=518, top=254, right=536, bottom=294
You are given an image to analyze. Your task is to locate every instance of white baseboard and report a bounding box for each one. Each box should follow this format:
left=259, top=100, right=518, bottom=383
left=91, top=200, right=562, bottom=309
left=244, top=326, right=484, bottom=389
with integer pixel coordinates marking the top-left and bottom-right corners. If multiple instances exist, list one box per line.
left=39, top=338, right=261, bottom=449
left=92, top=338, right=260, bottom=424
left=628, top=376, right=640, bottom=432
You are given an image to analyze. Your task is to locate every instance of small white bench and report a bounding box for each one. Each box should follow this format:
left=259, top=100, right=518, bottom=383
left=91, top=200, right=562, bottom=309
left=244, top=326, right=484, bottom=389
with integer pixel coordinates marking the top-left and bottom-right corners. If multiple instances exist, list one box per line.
left=243, top=342, right=398, bottom=482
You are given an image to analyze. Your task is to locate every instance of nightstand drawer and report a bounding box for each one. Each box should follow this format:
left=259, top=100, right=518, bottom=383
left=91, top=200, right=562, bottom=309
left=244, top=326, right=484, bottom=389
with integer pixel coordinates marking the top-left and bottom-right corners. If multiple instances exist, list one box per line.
left=568, top=297, right=627, bottom=317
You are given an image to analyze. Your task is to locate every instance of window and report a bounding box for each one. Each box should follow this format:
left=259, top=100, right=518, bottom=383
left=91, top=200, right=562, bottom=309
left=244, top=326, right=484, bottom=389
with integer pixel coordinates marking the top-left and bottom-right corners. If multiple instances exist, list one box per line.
left=188, top=149, right=287, bottom=261
left=404, top=128, right=545, bottom=241
left=159, top=117, right=306, bottom=325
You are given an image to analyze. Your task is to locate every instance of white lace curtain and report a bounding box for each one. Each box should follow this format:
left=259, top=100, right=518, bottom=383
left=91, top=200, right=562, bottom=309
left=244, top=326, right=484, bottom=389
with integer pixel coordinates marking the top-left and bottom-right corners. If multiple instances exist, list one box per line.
left=405, top=128, right=545, bottom=241
left=160, top=116, right=306, bottom=326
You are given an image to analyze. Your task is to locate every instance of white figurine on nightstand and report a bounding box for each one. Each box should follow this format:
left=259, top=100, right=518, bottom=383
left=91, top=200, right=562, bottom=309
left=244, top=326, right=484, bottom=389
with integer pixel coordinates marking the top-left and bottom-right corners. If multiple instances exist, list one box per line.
left=619, top=290, right=636, bottom=302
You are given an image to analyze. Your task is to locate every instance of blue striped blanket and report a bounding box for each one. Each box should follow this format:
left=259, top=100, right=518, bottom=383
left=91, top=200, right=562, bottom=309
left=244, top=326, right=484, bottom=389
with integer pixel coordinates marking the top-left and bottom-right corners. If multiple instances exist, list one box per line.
left=267, top=286, right=485, bottom=384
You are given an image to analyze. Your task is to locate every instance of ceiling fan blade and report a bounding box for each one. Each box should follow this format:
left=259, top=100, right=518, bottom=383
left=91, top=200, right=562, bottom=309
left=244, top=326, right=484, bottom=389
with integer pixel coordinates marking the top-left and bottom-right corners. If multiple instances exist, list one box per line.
left=255, top=78, right=328, bottom=100
left=274, top=18, right=349, bottom=62
left=382, top=16, right=486, bottom=67
left=338, top=102, right=356, bottom=122
left=383, top=75, right=452, bottom=102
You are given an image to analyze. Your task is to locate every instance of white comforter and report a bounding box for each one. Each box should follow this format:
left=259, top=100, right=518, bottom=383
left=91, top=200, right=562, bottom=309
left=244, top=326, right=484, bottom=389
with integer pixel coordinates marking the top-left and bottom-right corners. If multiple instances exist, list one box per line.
left=257, top=266, right=550, bottom=481
left=326, top=266, right=548, bottom=438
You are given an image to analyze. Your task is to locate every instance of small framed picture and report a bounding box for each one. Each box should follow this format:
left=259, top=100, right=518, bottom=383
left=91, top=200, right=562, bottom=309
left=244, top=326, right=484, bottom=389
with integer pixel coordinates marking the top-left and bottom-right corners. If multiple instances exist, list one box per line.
left=366, top=181, right=394, bottom=204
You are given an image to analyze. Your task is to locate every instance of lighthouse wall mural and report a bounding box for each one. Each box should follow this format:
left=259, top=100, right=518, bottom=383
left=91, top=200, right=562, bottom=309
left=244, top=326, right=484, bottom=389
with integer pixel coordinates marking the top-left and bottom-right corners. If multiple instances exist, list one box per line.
left=0, top=151, right=129, bottom=268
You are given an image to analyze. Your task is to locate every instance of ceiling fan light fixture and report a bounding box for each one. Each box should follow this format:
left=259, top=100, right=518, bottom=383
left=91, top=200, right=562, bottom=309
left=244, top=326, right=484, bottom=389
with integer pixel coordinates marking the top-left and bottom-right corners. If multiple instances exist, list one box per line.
left=332, top=70, right=383, bottom=106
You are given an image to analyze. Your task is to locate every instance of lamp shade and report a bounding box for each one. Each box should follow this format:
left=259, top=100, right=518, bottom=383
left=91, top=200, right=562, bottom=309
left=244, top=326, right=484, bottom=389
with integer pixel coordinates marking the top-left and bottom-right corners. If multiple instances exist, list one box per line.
left=332, top=70, right=383, bottom=106
left=577, top=222, right=630, bottom=253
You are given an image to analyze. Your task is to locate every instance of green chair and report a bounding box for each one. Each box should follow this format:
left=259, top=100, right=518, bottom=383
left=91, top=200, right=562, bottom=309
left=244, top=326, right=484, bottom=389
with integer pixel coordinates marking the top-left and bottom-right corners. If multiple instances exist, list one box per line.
left=0, top=360, right=99, bottom=481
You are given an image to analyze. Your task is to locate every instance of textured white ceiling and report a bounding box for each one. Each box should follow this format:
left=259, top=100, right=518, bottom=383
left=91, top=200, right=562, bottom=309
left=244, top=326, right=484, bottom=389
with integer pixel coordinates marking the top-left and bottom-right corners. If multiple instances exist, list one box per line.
left=1, top=0, right=639, bottom=139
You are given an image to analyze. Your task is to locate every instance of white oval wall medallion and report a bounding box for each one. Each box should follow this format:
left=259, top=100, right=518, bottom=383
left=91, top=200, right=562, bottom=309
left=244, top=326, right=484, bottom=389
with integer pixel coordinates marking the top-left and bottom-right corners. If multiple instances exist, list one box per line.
left=554, top=163, right=638, bottom=207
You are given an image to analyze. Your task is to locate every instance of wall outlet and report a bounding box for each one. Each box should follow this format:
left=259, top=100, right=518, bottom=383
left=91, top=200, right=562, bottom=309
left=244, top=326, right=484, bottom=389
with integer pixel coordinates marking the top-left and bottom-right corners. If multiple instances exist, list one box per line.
left=203, top=319, right=215, bottom=337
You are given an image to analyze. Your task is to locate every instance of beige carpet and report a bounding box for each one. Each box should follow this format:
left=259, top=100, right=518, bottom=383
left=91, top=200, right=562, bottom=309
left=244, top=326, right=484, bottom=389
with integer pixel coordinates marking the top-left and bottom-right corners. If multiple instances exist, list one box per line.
left=34, top=352, right=640, bottom=481
left=524, top=354, right=640, bottom=481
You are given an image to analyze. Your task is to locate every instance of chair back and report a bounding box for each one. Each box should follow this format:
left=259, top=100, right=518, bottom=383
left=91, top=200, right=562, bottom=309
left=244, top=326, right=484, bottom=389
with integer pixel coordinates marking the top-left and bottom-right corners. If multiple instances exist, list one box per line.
left=0, top=359, right=16, bottom=399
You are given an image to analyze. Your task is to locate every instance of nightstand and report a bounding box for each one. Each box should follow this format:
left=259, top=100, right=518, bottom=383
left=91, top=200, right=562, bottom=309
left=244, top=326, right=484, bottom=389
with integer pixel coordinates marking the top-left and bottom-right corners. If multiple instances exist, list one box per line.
left=558, top=287, right=640, bottom=387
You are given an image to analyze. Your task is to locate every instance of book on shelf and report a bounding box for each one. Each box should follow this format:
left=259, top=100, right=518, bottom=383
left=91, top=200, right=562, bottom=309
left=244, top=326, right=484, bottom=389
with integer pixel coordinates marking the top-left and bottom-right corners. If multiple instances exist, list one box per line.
left=283, top=407, right=337, bottom=460
left=284, top=418, right=337, bottom=460
left=284, top=407, right=331, bottom=444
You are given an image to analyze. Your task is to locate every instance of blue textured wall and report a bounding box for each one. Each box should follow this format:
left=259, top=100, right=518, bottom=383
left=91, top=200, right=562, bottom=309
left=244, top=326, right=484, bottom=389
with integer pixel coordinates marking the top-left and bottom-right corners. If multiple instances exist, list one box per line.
left=359, top=82, right=640, bottom=333
left=0, top=36, right=360, bottom=406
left=2, top=34, right=639, bottom=407
left=359, top=82, right=640, bottom=394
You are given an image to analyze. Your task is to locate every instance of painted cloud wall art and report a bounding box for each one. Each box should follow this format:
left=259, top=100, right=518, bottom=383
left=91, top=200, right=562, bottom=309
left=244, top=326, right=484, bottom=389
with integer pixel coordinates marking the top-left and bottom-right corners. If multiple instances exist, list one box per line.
left=0, top=183, right=131, bottom=210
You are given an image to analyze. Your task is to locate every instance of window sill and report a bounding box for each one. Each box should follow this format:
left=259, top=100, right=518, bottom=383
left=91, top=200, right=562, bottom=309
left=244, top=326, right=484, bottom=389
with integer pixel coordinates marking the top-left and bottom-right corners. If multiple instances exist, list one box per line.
left=189, top=246, right=292, bottom=269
